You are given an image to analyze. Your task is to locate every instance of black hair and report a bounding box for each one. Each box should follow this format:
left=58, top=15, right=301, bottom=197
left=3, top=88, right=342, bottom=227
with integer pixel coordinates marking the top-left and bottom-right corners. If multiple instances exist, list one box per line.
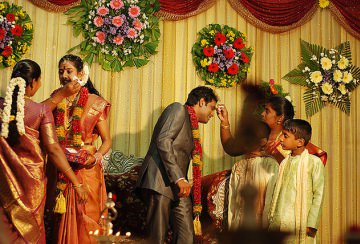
left=283, top=119, right=312, bottom=145
left=267, top=96, right=294, bottom=122
left=59, top=54, right=100, bottom=96
left=185, top=86, right=218, bottom=106
left=240, top=120, right=271, bottom=152
left=7, top=59, right=41, bottom=146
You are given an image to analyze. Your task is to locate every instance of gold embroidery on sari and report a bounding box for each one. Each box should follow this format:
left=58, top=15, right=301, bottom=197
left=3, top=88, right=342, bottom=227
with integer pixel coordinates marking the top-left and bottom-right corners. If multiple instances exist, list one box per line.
left=41, top=123, right=58, bottom=145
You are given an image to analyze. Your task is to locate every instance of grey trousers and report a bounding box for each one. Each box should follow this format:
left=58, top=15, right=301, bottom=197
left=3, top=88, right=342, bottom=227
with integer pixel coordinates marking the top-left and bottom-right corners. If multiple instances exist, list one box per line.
left=144, top=190, right=194, bottom=244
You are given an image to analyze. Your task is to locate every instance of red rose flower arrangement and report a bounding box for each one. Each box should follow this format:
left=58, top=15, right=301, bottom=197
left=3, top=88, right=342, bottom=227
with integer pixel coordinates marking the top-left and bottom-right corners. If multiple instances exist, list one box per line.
left=0, top=2, right=33, bottom=69
left=192, top=24, right=253, bottom=88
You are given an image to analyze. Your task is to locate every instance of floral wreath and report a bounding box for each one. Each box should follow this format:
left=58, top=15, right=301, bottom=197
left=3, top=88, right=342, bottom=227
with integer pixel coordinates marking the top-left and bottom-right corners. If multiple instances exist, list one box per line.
left=283, top=40, right=360, bottom=117
left=0, top=2, right=33, bottom=69
left=191, top=24, right=253, bottom=88
left=65, top=0, right=160, bottom=72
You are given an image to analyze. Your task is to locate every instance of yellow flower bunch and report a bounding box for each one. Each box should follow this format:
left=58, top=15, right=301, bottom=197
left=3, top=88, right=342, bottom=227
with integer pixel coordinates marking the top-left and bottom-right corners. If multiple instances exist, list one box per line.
left=0, top=3, right=4, bottom=10
left=319, top=0, right=330, bottom=8
left=24, top=23, right=32, bottom=30
left=200, top=39, right=208, bottom=47
left=73, top=134, right=82, bottom=147
left=17, top=10, right=25, bottom=18
left=200, top=58, right=211, bottom=67
left=6, top=57, right=15, bottom=66
left=73, top=107, right=83, bottom=118
left=57, top=99, right=66, bottom=111
left=56, top=126, right=65, bottom=139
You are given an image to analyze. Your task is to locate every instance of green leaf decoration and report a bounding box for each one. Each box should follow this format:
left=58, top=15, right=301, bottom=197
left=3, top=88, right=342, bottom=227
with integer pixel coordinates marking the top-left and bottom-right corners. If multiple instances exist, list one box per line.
left=282, top=68, right=308, bottom=86
left=283, top=39, right=360, bottom=116
left=65, top=0, right=160, bottom=72
left=0, top=2, right=34, bottom=69
left=191, top=24, right=253, bottom=88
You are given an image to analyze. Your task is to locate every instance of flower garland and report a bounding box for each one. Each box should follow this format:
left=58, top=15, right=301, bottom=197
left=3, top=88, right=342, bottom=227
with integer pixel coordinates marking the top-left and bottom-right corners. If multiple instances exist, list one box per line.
left=54, top=87, right=89, bottom=148
left=64, top=0, right=160, bottom=72
left=185, top=105, right=203, bottom=236
left=283, top=40, right=360, bottom=116
left=0, top=2, right=33, bottom=69
left=192, top=24, right=253, bottom=88
left=0, top=77, right=26, bottom=138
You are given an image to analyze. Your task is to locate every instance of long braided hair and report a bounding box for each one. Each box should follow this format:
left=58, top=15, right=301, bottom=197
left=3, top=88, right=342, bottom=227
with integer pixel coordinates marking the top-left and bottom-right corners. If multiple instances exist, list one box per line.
left=6, top=59, right=41, bottom=146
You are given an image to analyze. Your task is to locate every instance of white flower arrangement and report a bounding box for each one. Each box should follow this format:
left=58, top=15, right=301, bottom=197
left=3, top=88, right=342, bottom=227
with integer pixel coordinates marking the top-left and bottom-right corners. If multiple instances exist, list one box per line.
left=1, top=77, right=26, bottom=137
left=283, top=40, right=360, bottom=116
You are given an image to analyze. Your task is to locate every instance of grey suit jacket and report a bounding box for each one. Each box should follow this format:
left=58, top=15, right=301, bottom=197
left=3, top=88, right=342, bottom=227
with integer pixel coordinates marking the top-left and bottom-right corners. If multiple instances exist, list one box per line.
left=137, top=102, right=194, bottom=200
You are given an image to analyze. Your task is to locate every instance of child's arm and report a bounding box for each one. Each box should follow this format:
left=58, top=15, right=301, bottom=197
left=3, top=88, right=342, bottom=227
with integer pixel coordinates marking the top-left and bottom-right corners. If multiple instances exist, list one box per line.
left=307, top=157, right=325, bottom=232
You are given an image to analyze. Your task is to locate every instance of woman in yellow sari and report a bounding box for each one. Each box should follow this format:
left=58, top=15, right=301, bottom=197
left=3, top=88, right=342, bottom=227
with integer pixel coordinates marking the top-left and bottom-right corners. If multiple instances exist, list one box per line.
left=49, top=54, right=111, bottom=244
left=0, top=59, right=88, bottom=244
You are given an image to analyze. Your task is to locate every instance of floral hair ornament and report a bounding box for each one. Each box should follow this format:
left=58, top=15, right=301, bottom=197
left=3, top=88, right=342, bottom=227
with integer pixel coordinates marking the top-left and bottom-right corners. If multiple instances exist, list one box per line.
left=1, top=77, right=26, bottom=138
left=285, top=95, right=292, bottom=103
left=269, top=79, right=278, bottom=95
left=72, top=63, right=90, bottom=86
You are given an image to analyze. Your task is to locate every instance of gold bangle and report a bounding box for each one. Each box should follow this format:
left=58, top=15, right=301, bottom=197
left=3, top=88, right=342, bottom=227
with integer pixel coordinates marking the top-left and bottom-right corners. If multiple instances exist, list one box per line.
left=72, top=183, right=83, bottom=189
left=64, top=167, right=72, bottom=173
left=220, top=124, right=230, bottom=129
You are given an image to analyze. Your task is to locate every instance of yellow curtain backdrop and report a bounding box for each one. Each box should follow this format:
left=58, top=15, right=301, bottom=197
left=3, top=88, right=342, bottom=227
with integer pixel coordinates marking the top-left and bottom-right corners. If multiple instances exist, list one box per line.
left=1, top=0, right=359, bottom=242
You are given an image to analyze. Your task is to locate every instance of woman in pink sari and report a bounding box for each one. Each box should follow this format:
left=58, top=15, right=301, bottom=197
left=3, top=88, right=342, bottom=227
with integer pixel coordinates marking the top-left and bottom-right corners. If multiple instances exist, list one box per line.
left=49, top=54, right=111, bottom=244
left=0, top=59, right=88, bottom=244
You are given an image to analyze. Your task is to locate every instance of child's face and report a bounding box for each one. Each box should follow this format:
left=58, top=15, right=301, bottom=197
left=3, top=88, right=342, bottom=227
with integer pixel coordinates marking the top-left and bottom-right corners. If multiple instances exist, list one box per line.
left=279, top=129, right=303, bottom=151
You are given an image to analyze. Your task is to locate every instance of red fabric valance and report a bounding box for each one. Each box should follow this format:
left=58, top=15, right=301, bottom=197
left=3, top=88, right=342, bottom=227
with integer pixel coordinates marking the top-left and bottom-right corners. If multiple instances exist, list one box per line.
left=156, top=0, right=216, bottom=20
left=47, top=0, right=78, bottom=5
left=329, top=0, right=360, bottom=39
left=237, top=0, right=316, bottom=26
left=27, top=0, right=79, bottom=11
left=26, top=0, right=360, bottom=39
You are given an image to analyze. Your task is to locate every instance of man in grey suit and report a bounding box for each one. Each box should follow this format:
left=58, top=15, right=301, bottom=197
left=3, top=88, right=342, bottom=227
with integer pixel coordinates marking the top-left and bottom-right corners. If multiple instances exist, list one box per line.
left=137, top=86, right=218, bottom=244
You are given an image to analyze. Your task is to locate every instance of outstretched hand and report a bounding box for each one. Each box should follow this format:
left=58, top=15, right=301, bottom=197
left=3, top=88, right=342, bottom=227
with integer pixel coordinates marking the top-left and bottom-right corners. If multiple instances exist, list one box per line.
left=216, top=104, right=229, bottom=125
left=177, top=179, right=191, bottom=198
left=60, top=80, right=81, bottom=97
